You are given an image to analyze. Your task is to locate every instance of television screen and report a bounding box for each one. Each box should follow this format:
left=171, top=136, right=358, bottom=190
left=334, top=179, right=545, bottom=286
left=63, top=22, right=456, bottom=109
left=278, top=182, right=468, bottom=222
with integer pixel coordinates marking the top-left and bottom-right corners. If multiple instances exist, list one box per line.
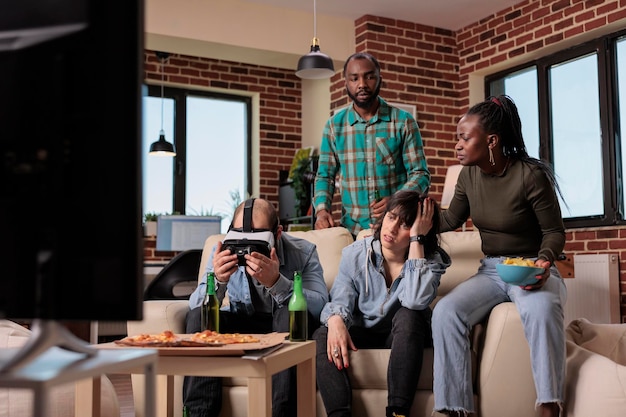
left=0, top=0, right=144, bottom=321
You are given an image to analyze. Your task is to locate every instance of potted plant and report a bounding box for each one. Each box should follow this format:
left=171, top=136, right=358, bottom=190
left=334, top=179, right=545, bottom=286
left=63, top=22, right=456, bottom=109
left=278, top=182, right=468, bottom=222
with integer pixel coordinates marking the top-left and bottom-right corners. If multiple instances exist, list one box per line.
left=290, top=154, right=318, bottom=218
left=143, top=212, right=160, bottom=237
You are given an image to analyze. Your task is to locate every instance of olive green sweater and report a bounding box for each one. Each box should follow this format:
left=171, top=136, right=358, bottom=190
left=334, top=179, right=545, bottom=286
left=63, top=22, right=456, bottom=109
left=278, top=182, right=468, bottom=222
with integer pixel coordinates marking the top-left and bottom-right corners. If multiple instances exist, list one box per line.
left=440, top=159, right=565, bottom=264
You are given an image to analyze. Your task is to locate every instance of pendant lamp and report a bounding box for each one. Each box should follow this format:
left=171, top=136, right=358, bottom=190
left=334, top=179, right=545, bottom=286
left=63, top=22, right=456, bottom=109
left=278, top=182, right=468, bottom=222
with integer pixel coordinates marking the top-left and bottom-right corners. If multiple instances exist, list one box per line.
left=296, top=0, right=334, bottom=79
left=149, top=51, right=176, bottom=156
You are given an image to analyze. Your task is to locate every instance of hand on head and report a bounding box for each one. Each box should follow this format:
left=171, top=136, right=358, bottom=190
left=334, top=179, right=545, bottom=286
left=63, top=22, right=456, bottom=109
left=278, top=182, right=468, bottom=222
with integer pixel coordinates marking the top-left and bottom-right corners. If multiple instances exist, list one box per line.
left=410, top=197, right=434, bottom=237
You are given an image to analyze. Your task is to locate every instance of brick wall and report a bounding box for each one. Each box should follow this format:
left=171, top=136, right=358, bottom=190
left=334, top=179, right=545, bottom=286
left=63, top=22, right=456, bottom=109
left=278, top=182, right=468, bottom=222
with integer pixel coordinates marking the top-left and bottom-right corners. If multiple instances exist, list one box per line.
left=338, top=2, right=626, bottom=321
left=455, top=0, right=626, bottom=322
left=143, top=0, right=626, bottom=321
left=343, top=15, right=460, bottom=200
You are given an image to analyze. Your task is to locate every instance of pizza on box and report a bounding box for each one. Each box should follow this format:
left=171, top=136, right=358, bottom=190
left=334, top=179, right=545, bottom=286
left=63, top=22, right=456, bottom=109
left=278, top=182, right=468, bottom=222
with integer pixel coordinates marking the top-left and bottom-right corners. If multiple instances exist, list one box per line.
left=115, top=330, right=181, bottom=347
left=183, top=330, right=260, bottom=346
left=115, top=330, right=261, bottom=347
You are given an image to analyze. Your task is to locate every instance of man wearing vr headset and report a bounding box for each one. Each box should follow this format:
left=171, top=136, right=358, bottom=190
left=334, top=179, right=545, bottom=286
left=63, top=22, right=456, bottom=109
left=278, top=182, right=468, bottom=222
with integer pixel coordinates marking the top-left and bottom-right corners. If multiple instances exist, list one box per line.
left=183, top=198, right=328, bottom=417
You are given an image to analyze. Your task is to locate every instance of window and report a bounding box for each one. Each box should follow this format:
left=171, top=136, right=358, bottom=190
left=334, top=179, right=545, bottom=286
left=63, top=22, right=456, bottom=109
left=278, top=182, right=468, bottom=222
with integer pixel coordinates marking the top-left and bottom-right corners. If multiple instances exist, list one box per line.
left=142, top=86, right=252, bottom=232
left=487, top=30, right=626, bottom=228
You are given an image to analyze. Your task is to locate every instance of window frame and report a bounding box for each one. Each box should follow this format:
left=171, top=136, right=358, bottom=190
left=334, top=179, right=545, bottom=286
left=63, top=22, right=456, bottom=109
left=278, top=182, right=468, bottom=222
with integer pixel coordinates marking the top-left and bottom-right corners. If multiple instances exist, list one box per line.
left=145, top=84, right=253, bottom=216
left=485, top=30, right=626, bottom=229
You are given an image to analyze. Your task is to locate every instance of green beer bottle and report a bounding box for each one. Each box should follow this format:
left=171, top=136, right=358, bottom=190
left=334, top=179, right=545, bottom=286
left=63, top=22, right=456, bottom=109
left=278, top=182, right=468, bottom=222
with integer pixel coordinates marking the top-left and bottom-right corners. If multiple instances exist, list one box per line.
left=201, top=272, right=220, bottom=332
left=288, top=271, right=308, bottom=341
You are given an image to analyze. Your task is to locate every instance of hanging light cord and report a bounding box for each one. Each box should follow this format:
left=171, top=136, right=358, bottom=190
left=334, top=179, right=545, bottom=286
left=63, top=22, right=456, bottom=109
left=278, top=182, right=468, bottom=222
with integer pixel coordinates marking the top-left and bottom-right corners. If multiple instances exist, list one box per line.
left=313, top=0, right=317, bottom=39
left=159, top=56, right=165, bottom=134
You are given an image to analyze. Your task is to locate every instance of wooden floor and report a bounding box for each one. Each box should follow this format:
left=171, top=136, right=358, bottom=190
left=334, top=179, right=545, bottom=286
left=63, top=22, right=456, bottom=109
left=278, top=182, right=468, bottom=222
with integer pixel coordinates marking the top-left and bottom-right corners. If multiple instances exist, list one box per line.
left=108, top=373, right=135, bottom=417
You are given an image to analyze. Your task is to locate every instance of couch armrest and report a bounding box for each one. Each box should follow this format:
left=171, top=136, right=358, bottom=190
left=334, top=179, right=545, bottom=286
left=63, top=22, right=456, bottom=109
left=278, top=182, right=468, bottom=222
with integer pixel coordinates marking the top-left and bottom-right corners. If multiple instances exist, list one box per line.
left=564, top=318, right=626, bottom=417
left=478, top=302, right=538, bottom=417
left=127, top=300, right=189, bottom=336
left=0, top=319, right=121, bottom=417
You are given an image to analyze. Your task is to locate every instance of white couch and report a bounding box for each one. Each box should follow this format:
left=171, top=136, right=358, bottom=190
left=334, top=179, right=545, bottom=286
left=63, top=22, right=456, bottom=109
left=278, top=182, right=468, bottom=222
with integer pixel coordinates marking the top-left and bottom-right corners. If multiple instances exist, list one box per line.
left=564, top=318, right=626, bottom=417
left=128, top=226, right=541, bottom=417
left=0, top=320, right=120, bottom=417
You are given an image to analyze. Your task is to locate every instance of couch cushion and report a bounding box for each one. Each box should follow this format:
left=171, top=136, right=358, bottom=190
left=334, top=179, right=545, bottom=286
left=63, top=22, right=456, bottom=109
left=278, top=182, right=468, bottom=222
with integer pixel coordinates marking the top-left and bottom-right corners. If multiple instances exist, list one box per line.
left=564, top=318, right=626, bottom=416
left=285, top=227, right=354, bottom=289
left=566, top=318, right=626, bottom=365
left=437, top=231, right=482, bottom=298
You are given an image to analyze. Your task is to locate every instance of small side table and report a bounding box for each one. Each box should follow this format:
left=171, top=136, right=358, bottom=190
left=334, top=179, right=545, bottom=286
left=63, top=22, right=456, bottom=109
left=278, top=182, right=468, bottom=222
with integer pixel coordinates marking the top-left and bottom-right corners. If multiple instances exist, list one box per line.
left=0, top=346, right=157, bottom=417
left=95, top=339, right=316, bottom=417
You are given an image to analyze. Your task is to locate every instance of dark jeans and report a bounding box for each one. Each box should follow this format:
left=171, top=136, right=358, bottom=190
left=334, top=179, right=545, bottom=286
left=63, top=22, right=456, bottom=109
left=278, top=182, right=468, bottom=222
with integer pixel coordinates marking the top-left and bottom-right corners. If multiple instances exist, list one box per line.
left=312, top=307, right=432, bottom=417
left=183, top=306, right=319, bottom=417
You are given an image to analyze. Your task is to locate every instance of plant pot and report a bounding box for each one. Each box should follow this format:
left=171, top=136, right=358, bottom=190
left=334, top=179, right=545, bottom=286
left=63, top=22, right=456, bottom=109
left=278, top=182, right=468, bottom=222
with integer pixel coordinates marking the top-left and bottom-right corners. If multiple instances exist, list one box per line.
left=144, top=221, right=157, bottom=237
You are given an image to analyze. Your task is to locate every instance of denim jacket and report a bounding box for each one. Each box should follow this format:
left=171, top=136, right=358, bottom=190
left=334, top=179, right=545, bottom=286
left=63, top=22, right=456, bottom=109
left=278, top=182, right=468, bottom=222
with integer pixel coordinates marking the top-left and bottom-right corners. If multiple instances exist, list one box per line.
left=320, top=236, right=450, bottom=330
left=189, top=233, right=328, bottom=318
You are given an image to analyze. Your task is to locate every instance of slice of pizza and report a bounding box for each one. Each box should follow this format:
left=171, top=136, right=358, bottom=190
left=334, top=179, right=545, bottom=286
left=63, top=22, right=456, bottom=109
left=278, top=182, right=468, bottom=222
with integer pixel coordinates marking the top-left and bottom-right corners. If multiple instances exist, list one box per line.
left=182, top=330, right=261, bottom=346
left=115, top=330, right=181, bottom=347
left=180, top=330, right=224, bottom=347
left=217, top=333, right=261, bottom=344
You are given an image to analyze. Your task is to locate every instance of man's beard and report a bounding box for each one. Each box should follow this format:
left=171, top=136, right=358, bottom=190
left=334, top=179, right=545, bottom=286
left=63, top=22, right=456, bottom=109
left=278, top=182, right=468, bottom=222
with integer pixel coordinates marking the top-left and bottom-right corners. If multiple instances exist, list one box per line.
left=347, top=82, right=381, bottom=110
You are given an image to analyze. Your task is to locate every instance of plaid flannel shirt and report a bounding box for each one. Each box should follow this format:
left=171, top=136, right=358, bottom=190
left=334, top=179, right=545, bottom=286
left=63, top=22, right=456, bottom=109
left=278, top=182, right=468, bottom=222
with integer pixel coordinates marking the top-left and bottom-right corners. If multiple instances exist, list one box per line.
left=313, top=97, right=430, bottom=235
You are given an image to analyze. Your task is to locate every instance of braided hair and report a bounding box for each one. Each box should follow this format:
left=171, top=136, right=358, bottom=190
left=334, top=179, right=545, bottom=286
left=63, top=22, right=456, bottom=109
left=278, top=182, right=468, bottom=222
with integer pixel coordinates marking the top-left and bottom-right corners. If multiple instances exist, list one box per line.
left=467, top=95, right=566, bottom=205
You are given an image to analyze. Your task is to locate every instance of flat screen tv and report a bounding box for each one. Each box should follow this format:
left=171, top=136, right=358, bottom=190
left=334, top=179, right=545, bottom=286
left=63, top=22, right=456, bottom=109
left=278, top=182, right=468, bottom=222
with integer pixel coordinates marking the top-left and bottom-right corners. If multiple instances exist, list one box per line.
left=0, top=1, right=144, bottom=323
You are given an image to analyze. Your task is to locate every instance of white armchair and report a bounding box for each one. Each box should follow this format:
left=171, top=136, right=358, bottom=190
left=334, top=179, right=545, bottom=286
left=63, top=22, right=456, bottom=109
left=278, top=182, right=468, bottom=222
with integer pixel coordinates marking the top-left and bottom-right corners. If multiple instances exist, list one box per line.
left=0, top=320, right=120, bottom=417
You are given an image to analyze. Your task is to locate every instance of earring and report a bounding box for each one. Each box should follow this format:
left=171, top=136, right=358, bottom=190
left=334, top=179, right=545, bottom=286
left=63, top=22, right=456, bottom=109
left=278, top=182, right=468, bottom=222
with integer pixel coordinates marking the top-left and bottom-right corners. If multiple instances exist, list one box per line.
left=488, top=148, right=496, bottom=166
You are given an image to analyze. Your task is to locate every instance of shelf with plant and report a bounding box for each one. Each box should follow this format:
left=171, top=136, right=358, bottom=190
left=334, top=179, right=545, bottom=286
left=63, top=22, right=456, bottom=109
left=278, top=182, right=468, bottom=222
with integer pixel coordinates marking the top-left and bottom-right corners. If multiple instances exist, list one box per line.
left=289, top=154, right=318, bottom=218
left=143, top=212, right=161, bottom=223
left=143, top=212, right=170, bottom=237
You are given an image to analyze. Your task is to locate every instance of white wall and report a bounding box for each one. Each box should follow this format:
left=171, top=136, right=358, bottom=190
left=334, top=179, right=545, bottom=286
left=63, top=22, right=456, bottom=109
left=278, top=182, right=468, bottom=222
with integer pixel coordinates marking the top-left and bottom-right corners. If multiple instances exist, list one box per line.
left=145, top=0, right=354, bottom=70
left=145, top=0, right=350, bottom=155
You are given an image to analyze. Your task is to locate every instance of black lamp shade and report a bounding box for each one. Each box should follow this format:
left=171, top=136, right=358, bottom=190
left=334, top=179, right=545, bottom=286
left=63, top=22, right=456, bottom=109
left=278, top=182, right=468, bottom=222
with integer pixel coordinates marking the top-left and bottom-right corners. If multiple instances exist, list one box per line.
left=149, top=132, right=176, bottom=156
left=296, top=44, right=335, bottom=79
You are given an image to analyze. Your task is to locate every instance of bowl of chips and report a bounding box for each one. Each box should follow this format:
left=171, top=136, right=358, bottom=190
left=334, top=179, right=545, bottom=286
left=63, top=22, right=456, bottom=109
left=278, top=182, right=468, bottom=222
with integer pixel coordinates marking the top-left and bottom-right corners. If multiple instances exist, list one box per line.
left=496, top=257, right=545, bottom=286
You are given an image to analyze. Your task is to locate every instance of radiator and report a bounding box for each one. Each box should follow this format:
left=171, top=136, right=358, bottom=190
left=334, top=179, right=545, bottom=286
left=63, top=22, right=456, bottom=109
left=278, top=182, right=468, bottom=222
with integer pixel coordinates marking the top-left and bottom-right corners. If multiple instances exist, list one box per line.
left=563, top=253, right=620, bottom=325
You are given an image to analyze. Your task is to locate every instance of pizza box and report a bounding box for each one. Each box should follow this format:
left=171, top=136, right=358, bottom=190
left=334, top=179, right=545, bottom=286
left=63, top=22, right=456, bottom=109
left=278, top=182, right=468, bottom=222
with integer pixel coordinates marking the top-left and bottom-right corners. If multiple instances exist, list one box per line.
left=97, top=332, right=288, bottom=357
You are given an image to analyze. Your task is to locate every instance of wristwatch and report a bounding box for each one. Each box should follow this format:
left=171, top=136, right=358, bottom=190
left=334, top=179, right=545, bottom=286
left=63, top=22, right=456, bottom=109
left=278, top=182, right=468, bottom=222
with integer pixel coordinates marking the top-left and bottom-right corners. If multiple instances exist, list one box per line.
left=409, top=235, right=426, bottom=245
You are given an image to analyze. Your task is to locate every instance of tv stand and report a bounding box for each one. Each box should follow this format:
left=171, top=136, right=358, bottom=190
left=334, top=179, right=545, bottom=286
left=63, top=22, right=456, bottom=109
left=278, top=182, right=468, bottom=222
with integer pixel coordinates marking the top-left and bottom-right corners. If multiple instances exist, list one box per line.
left=0, top=319, right=97, bottom=373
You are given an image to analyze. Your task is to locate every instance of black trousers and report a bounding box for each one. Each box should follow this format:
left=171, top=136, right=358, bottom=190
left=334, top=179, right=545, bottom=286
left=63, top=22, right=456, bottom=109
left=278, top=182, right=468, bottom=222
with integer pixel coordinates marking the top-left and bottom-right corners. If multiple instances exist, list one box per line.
left=312, top=307, right=432, bottom=417
left=183, top=306, right=318, bottom=417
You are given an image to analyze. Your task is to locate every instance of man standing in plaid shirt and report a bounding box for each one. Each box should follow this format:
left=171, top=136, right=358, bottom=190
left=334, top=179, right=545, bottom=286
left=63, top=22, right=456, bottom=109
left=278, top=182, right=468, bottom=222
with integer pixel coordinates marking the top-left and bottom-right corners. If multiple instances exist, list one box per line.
left=313, top=52, right=431, bottom=237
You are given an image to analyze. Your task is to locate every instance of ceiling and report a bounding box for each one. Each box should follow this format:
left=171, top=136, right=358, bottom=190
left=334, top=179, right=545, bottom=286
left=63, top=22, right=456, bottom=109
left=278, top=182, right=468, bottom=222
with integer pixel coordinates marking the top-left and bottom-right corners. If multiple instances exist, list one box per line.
left=246, top=0, right=523, bottom=31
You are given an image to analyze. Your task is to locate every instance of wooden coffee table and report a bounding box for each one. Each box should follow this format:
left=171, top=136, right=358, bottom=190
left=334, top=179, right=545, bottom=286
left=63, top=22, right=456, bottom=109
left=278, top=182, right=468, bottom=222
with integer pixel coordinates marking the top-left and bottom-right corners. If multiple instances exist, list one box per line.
left=83, top=337, right=316, bottom=417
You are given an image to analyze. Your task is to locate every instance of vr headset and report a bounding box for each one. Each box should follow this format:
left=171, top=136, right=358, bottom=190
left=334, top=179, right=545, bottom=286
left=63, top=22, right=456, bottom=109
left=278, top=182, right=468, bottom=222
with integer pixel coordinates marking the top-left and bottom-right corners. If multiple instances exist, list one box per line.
left=222, top=198, right=275, bottom=266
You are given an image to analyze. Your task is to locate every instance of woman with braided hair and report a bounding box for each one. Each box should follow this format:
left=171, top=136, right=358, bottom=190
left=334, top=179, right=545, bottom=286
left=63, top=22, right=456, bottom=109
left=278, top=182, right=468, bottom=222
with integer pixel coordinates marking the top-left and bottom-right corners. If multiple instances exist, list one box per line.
left=432, top=95, right=566, bottom=417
